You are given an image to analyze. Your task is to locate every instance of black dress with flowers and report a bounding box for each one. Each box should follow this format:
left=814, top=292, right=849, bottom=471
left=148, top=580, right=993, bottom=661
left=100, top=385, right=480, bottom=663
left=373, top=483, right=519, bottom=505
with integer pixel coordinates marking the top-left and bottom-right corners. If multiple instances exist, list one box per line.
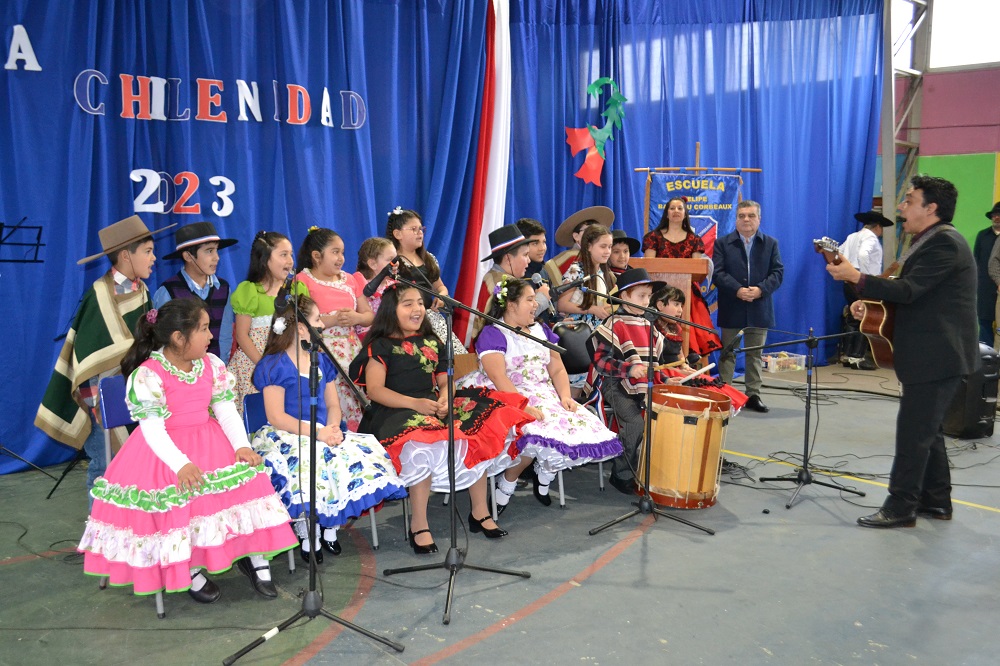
left=350, top=335, right=533, bottom=492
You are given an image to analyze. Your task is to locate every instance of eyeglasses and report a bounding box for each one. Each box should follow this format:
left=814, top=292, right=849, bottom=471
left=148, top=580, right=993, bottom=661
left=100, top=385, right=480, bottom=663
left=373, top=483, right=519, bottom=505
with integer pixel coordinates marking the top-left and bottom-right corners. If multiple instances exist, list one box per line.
left=404, top=226, right=426, bottom=233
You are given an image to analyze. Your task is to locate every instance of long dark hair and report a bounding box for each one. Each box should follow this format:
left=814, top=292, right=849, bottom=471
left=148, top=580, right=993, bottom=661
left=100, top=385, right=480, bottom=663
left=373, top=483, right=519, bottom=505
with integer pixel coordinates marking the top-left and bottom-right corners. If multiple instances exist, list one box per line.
left=361, top=284, right=435, bottom=347
left=577, top=224, right=617, bottom=310
left=246, top=230, right=290, bottom=283
left=385, top=209, right=441, bottom=283
left=260, top=294, right=318, bottom=358
left=486, top=277, right=532, bottom=320
left=296, top=227, right=342, bottom=272
left=655, top=197, right=692, bottom=234
left=121, top=299, right=207, bottom=378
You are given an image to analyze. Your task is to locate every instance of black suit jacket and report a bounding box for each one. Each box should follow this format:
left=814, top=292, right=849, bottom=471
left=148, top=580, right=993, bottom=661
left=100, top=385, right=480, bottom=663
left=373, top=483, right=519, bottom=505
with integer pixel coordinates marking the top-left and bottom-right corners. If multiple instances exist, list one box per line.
left=859, top=224, right=978, bottom=384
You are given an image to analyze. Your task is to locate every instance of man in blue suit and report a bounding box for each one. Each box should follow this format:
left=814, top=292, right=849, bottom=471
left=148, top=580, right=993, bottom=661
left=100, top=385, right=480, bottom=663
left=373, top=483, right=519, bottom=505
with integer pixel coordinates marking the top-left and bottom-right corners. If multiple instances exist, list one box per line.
left=713, top=200, right=784, bottom=413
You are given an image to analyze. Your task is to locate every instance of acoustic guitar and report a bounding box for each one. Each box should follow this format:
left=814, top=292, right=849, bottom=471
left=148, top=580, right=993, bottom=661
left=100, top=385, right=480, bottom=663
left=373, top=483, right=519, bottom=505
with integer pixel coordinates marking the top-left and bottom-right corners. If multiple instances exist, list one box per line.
left=813, top=237, right=895, bottom=369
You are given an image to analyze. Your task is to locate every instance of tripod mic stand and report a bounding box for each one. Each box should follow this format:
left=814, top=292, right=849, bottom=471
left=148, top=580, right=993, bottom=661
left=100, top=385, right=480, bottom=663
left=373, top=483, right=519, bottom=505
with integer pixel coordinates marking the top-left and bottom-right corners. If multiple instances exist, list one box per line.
left=225, top=301, right=402, bottom=664
left=746, top=329, right=867, bottom=509
left=382, top=275, right=566, bottom=624
left=0, top=442, right=56, bottom=479
left=587, top=289, right=717, bottom=537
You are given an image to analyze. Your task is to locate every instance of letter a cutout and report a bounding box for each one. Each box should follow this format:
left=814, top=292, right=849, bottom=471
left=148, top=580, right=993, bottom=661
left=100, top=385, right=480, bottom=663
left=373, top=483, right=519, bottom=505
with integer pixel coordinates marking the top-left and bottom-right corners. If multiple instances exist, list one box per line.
left=5, top=25, right=42, bottom=71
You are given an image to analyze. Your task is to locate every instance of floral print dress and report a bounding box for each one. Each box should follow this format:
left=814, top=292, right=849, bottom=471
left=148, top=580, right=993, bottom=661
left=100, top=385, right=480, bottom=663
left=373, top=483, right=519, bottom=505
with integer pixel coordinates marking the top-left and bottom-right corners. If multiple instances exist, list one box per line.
left=350, top=335, right=533, bottom=492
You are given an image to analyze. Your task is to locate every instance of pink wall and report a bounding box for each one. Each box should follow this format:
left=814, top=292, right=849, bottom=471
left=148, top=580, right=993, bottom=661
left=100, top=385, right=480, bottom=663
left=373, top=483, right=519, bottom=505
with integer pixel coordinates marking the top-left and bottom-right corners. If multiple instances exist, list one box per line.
left=918, top=67, right=1000, bottom=155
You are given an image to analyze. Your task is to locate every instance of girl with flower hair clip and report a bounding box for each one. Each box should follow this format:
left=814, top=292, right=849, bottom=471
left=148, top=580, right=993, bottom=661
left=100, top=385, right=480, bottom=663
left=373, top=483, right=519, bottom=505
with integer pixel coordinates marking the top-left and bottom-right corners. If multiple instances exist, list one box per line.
left=295, top=226, right=373, bottom=430
left=461, top=277, right=623, bottom=513
left=228, top=230, right=309, bottom=415
left=250, top=294, right=406, bottom=562
left=79, top=299, right=298, bottom=602
left=349, top=281, right=534, bottom=553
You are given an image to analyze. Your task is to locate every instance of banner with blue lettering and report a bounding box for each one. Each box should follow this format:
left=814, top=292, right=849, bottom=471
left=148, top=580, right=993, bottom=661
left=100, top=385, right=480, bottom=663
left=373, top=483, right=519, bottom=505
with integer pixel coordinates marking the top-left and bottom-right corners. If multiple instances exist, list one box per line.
left=1, top=1, right=489, bottom=473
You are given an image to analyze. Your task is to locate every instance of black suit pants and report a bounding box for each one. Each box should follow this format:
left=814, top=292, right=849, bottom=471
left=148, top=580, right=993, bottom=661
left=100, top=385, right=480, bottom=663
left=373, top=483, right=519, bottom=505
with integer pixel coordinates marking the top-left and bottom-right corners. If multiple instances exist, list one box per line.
left=884, top=376, right=962, bottom=515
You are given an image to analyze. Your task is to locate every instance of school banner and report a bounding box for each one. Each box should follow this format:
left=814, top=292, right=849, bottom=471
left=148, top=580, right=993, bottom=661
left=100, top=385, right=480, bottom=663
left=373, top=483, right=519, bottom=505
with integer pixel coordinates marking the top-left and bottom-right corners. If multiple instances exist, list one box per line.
left=647, top=172, right=742, bottom=311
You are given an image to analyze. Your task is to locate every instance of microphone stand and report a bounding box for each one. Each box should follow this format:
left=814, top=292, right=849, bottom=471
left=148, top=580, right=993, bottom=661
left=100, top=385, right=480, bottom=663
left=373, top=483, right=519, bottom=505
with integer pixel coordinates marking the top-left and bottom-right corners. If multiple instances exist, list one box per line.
left=382, top=274, right=563, bottom=625
left=740, top=329, right=866, bottom=509
left=585, top=288, right=716, bottom=537
left=225, top=299, right=402, bottom=664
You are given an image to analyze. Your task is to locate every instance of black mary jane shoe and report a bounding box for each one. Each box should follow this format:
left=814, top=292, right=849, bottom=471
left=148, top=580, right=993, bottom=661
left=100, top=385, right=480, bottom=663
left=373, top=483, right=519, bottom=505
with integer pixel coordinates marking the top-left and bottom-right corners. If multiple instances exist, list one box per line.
left=468, top=512, right=508, bottom=539
left=236, top=557, right=278, bottom=598
left=299, top=538, right=324, bottom=564
left=532, top=475, right=553, bottom=507
left=320, top=537, right=342, bottom=556
left=408, top=529, right=439, bottom=555
left=187, top=574, right=221, bottom=604
left=856, top=509, right=917, bottom=529
left=495, top=502, right=509, bottom=517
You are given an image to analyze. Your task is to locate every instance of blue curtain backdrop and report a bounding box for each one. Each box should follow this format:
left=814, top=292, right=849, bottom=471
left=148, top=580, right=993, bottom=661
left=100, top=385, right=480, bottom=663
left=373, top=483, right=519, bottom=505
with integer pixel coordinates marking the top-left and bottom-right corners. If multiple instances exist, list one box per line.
left=506, top=0, right=884, bottom=355
left=0, top=1, right=488, bottom=472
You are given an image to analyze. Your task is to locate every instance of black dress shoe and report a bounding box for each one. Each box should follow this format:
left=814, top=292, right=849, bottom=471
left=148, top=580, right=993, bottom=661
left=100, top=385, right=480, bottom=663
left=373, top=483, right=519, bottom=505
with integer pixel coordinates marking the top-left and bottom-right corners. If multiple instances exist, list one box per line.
left=745, top=395, right=769, bottom=413
left=236, top=557, right=278, bottom=598
left=532, top=475, right=553, bottom=506
left=917, top=505, right=953, bottom=520
left=857, top=509, right=917, bottom=529
left=408, top=529, right=439, bottom=554
left=320, top=537, right=342, bottom=555
left=188, top=574, right=221, bottom=604
left=468, top=512, right=508, bottom=539
left=495, top=502, right=509, bottom=517
left=608, top=474, right=636, bottom=496
left=299, top=538, right=324, bottom=564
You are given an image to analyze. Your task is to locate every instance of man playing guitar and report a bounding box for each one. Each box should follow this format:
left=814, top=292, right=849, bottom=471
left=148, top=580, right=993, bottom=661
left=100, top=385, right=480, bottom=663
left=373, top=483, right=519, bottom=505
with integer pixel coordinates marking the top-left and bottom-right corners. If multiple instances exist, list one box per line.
left=826, top=175, right=978, bottom=529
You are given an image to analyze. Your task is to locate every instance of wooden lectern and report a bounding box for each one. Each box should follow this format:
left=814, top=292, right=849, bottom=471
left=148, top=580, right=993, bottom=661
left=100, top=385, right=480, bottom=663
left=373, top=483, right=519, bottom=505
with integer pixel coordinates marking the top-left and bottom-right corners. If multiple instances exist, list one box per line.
left=629, top=257, right=709, bottom=356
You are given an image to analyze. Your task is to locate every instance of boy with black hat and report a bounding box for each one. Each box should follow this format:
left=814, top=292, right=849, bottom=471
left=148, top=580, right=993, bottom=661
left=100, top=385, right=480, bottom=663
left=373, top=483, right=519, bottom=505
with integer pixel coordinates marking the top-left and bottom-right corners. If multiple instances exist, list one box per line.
left=35, top=215, right=173, bottom=502
left=608, top=229, right=640, bottom=276
left=840, top=210, right=893, bottom=370
left=586, top=268, right=675, bottom=495
left=473, top=225, right=538, bottom=337
left=153, top=221, right=238, bottom=363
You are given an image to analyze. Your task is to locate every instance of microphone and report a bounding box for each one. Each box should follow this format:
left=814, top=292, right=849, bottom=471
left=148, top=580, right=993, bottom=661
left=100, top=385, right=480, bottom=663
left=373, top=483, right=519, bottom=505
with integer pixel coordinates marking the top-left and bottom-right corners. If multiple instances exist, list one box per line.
left=364, top=257, right=399, bottom=297
left=530, top=273, right=556, bottom=316
left=551, top=274, right=595, bottom=297
left=719, top=328, right=745, bottom=358
left=273, top=272, right=296, bottom=314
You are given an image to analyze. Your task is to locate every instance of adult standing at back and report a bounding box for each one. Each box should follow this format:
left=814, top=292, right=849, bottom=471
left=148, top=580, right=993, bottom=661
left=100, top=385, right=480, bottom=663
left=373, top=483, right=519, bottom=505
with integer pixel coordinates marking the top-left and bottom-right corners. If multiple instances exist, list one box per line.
left=827, top=175, right=978, bottom=528
left=978, top=202, right=1000, bottom=346
left=712, top=200, right=783, bottom=413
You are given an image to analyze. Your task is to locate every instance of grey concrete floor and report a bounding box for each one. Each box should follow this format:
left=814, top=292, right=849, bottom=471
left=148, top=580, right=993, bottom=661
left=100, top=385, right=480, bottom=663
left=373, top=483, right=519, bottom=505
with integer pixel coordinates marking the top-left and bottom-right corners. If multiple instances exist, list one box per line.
left=2, top=367, right=999, bottom=665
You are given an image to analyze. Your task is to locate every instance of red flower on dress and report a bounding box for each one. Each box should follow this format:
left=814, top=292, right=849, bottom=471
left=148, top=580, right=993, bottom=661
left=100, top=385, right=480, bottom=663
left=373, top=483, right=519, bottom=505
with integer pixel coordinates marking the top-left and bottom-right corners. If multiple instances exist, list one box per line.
left=402, top=341, right=415, bottom=354
left=421, top=345, right=438, bottom=363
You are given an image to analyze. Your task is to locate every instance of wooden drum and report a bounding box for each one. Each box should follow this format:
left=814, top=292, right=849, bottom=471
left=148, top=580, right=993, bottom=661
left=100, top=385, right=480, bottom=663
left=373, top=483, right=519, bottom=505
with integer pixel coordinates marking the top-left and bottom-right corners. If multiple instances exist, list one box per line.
left=638, top=385, right=730, bottom=509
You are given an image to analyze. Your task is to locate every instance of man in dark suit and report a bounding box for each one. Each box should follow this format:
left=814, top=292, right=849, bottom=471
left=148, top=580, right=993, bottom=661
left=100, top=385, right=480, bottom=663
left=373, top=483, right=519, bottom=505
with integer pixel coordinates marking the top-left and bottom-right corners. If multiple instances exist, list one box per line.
left=828, top=175, right=978, bottom=528
left=713, top=200, right=784, bottom=413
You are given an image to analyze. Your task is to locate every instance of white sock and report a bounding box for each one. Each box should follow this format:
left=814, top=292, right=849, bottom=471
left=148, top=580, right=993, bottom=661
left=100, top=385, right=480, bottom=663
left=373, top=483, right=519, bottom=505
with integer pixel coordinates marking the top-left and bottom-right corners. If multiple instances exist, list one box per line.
left=248, top=555, right=271, bottom=582
left=495, top=476, right=517, bottom=506
left=294, top=521, right=309, bottom=540
left=189, top=569, right=206, bottom=591
left=323, top=527, right=338, bottom=542
left=536, top=468, right=556, bottom=495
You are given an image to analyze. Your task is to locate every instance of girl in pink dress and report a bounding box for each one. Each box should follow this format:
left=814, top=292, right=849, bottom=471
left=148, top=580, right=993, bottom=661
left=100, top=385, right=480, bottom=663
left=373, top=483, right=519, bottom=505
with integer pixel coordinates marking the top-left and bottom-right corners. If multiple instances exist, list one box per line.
left=78, top=299, right=297, bottom=602
left=296, top=227, right=373, bottom=431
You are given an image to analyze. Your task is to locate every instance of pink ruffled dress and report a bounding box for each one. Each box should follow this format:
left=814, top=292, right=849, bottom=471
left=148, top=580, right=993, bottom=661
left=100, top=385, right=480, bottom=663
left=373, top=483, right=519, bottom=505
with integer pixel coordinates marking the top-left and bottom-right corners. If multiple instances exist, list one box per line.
left=78, top=352, right=296, bottom=595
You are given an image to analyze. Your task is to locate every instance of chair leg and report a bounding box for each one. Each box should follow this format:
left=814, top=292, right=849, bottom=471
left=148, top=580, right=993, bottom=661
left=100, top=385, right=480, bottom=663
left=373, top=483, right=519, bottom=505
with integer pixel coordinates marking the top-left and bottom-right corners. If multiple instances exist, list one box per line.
left=287, top=549, right=296, bottom=574
left=442, top=492, right=450, bottom=506
left=99, top=575, right=108, bottom=590
left=155, top=591, right=165, bottom=619
left=369, top=509, right=379, bottom=550
left=401, top=497, right=410, bottom=541
left=558, top=470, right=566, bottom=508
left=598, top=461, right=605, bottom=491
left=490, top=475, right=498, bottom=521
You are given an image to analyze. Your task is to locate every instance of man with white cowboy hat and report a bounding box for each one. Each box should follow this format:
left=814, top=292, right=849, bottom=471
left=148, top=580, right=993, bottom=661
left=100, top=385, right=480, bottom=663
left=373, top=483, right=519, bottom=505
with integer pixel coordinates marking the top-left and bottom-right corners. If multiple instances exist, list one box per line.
left=473, top=224, right=537, bottom=337
left=543, top=206, right=615, bottom=286
left=153, top=221, right=238, bottom=362
left=36, top=214, right=174, bottom=503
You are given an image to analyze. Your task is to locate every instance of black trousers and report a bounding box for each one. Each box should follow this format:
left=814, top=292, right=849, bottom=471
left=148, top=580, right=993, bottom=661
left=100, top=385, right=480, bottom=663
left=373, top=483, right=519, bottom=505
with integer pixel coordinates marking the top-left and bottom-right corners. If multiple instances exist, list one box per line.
left=883, top=376, right=963, bottom=515
left=602, top=380, right=645, bottom=482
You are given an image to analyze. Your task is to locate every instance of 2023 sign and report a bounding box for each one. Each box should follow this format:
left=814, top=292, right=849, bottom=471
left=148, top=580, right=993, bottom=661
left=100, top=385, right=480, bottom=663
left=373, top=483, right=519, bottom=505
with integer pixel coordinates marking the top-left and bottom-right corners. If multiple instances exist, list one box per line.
left=131, top=169, right=236, bottom=217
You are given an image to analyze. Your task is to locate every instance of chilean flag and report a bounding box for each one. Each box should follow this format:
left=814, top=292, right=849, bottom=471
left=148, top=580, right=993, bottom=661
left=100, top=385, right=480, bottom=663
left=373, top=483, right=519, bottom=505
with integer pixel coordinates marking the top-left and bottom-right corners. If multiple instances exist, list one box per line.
left=452, top=0, right=511, bottom=345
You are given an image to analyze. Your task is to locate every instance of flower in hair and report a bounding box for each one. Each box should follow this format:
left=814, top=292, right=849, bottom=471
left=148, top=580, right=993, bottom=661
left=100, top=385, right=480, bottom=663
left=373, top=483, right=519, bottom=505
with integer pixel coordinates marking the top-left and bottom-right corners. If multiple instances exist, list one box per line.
left=272, top=316, right=287, bottom=335
left=145, top=309, right=158, bottom=324
left=388, top=206, right=403, bottom=218
left=493, top=278, right=509, bottom=307
left=308, top=225, right=319, bottom=233
left=254, top=230, right=269, bottom=244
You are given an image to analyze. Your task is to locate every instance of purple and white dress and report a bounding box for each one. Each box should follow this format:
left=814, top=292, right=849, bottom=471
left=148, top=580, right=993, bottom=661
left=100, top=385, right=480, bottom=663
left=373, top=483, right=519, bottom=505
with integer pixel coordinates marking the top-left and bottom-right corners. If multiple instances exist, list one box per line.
left=461, top=323, right=623, bottom=478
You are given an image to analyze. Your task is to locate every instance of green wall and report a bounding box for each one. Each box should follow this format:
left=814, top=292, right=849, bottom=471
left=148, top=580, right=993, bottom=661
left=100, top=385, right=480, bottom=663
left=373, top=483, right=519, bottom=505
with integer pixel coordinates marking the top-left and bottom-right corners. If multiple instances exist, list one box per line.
left=917, top=153, right=998, bottom=246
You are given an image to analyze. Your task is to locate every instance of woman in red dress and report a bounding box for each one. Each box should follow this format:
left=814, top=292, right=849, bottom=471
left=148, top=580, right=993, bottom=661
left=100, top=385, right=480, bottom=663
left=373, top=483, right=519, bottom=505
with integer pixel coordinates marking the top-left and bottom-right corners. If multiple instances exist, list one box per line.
left=642, top=197, right=722, bottom=357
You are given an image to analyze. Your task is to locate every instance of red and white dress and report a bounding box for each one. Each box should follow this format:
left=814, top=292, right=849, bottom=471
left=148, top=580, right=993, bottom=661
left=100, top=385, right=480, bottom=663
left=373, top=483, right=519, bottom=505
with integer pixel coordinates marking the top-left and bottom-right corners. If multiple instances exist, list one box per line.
left=78, top=352, right=296, bottom=595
